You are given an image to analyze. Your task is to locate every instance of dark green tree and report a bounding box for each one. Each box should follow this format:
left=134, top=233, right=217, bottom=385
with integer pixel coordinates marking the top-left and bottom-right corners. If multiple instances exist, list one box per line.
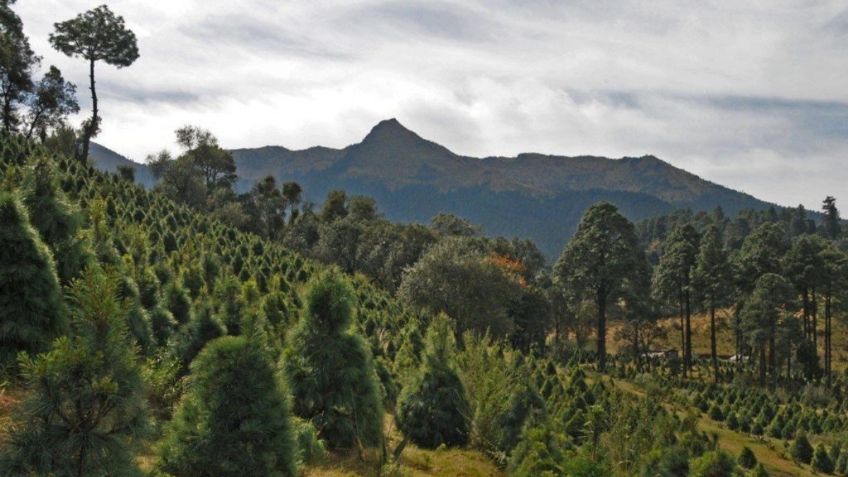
left=784, top=235, right=825, bottom=345
left=554, top=202, right=643, bottom=371
left=157, top=335, right=297, bottom=477
left=742, top=273, right=794, bottom=386
left=694, top=225, right=731, bottom=381
left=24, top=65, right=78, bottom=141
left=812, top=443, right=835, bottom=473
left=398, top=237, right=521, bottom=337
left=0, top=0, right=39, bottom=132
left=247, top=175, right=286, bottom=240
left=790, top=432, right=813, bottom=464
left=652, top=224, right=700, bottom=375
left=174, top=125, right=237, bottom=190
left=738, top=446, right=757, bottom=469
left=0, top=268, right=147, bottom=477
left=50, top=5, right=139, bottom=161
left=22, top=158, right=92, bottom=283
left=821, top=196, right=841, bottom=240
left=0, top=190, right=66, bottom=365
left=396, top=314, right=471, bottom=449
left=818, top=243, right=847, bottom=385
left=320, top=189, right=348, bottom=222
left=283, top=272, right=383, bottom=449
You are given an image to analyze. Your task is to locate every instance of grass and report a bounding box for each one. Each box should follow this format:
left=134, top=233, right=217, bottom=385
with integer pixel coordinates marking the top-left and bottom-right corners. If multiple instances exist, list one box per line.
left=303, top=414, right=504, bottom=477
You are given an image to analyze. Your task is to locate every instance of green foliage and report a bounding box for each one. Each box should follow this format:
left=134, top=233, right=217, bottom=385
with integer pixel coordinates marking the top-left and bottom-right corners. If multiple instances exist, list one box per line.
left=790, top=432, right=813, bottom=464
left=688, top=450, right=736, bottom=477
left=398, top=237, right=521, bottom=337
left=0, top=268, right=147, bottom=477
left=554, top=201, right=644, bottom=370
left=396, top=314, right=470, bottom=448
left=283, top=272, right=384, bottom=449
left=813, top=443, right=835, bottom=474
left=0, top=190, right=67, bottom=365
left=737, top=446, right=756, bottom=469
left=157, top=335, right=298, bottom=477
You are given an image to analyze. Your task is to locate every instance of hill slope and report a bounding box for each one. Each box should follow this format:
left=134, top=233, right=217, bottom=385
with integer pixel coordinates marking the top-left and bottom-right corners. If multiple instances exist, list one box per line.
left=91, top=119, right=775, bottom=257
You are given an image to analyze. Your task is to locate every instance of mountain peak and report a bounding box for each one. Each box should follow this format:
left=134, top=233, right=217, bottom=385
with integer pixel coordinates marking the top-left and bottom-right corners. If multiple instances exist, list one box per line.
left=362, top=118, right=420, bottom=144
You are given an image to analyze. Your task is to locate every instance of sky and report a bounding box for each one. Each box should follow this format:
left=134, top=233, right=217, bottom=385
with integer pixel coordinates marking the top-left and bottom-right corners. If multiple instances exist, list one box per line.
left=16, top=0, right=848, bottom=209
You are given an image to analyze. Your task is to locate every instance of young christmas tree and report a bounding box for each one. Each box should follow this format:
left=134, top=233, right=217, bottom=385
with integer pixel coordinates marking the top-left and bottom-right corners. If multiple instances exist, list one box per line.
left=283, top=271, right=384, bottom=449
left=0, top=268, right=147, bottom=476
left=396, top=313, right=470, bottom=449
left=157, top=335, right=298, bottom=477
left=0, top=190, right=67, bottom=365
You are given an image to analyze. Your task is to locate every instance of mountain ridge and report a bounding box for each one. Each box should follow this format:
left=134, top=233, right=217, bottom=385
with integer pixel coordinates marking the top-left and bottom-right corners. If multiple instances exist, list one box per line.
left=89, top=118, right=777, bottom=257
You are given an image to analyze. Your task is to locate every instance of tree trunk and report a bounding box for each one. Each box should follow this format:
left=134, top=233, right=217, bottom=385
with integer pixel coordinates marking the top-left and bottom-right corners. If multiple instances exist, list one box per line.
left=769, top=318, right=777, bottom=388
left=80, top=57, right=98, bottom=162
left=678, top=293, right=686, bottom=377
left=759, top=346, right=766, bottom=386
left=811, top=288, right=819, bottom=350
left=825, top=290, right=832, bottom=386
left=597, top=286, right=607, bottom=372
left=710, top=306, right=718, bottom=382
left=802, top=288, right=810, bottom=340
left=684, top=290, right=692, bottom=376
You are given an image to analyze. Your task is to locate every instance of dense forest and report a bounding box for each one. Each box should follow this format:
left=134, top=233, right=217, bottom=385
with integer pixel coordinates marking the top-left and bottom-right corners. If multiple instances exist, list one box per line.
left=2, top=3, right=848, bottom=477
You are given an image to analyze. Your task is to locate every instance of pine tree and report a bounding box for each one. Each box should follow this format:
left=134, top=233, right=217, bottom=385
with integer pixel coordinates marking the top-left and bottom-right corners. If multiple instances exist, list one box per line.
left=694, top=225, right=731, bottom=381
left=396, top=313, right=471, bottom=449
left=791, top=432, right=813, bottom=464
left=283, top=272, right=383, bottom=449
left=652, top=224, right=700, bottom=376
left=0, top=190, right=67, bottom=365
left=738, top=446, right=757, bottom=469
left=157, top=335, right=298, bottom=477
left=0, top=268, right=147, bottom=477
left=22, top=158, right=92, bottom=282
left=821, top=196, right=841, bottom=240
left=813, top=443, right=835, bottom=473
left=554, top=202, right=644, bottom=371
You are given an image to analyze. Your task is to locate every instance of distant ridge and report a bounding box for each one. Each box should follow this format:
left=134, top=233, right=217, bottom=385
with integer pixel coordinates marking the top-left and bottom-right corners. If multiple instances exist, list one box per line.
left=90, top=119, right=777, bottom=257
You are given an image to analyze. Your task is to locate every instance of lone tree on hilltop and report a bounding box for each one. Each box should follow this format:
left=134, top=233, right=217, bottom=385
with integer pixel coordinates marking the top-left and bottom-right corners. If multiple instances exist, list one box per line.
left=50, top=4, right=138, bottom=162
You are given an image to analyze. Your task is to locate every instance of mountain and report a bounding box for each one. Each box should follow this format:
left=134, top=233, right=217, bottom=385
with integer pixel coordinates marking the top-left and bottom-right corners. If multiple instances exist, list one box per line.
left=89, top=143, right=156, bottom=187
left=90, top=119, right=776, bottom=257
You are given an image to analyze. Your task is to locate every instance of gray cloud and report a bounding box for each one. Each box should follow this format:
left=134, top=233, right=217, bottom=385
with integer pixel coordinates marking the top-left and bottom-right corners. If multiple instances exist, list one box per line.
left=14, top=0, right=848, bottom=209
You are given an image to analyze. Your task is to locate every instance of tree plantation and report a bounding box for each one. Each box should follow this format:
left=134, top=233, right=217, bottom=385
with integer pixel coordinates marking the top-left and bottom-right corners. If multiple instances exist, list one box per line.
left=2, top=3, right=848, bottom=477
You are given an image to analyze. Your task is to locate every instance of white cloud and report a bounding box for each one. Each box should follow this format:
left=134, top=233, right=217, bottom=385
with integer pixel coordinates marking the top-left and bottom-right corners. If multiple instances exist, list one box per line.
left=15, top=0, right=848, bottom=209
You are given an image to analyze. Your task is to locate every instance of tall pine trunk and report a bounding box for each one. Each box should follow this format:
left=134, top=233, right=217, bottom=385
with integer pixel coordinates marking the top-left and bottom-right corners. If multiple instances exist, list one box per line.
left=597, top=285, right=607, bottom=372
left=710, top=306, right=718, bottom=382
left=79, top=58, right=98, bottom=163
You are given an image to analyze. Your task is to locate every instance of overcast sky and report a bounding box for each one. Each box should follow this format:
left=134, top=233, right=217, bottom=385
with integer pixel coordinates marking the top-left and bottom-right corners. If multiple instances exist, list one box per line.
left=17, top=0, right=848, bottom=209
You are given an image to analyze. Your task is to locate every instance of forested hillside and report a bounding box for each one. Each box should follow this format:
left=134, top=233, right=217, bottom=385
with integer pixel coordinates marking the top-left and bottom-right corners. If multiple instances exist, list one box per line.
left=90, top=117, right=777, bottom=257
